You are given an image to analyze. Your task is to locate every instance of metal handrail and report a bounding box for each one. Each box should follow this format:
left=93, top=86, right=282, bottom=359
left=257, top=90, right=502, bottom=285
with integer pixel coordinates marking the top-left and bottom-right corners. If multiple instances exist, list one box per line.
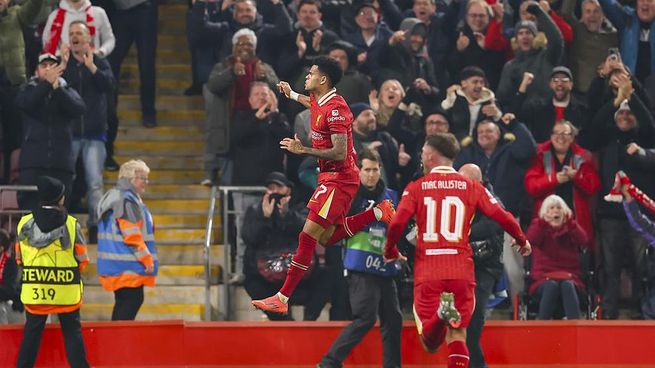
left=203, top=185, right=266, bottom=321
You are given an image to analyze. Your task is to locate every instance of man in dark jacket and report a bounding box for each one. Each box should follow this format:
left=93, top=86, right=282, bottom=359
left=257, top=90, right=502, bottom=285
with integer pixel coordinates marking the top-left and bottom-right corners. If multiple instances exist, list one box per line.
left=350, top=102, right=407, bottom=191
left=63, top=20, right=114, bottom=242
left=242, top=171, right=329, bottom=320
left=16, top=53, right=86, bottom=211
left=190, top=0, right=292, bottom=66
left=326, top=41, right=371, bottom=106
left=460, top=163, right=505, bottom=368
left=515, top=66, right=589, bottom=143
left=579, top=79, right=655, bottom=319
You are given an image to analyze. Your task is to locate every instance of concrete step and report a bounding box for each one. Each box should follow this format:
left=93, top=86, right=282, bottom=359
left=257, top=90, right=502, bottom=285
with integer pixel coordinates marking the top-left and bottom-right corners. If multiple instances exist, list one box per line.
left=125, top=48, right=189, bottom=64
left=121, top=63, right=191, bottom=79
left=82, top=285, right=219, bottom=305
left=82, top=264, right=221, bottom=286
left=87, top=244, right=224, bottom=265
left=159, top=4, right=188, bottom=19
left=113, top=155, right=203, bottom=170
left=156, top=35, right=189, bottom=50
left=117, top=109, right=204, bottom=124
left=114, top=140, right=203, bottom=156
left=117, top=125, right=203, bottom=141
left=76, top=213, right=218, bottom=229
left=158, top=18, right=187, bottom=34
left=140, top=184, right=210, bottom=200
left=118, top=94, right=203, bottom=110
left=80, top=302, right=206, bottom=321
left=104, top=170, right=205, bottom=185
left=120, top=78, right=191, bottom=95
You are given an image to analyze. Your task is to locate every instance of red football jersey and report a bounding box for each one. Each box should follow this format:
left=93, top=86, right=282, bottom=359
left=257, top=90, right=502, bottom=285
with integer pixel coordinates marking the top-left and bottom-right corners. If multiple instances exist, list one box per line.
left=387, top=166, right=527, bottom=284
left=309, top=88, right=358, bottom=175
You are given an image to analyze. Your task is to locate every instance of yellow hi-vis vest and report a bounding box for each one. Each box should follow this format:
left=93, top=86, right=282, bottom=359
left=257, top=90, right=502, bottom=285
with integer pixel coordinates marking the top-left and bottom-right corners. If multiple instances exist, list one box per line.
left=18, top=214, right=83, bottom=306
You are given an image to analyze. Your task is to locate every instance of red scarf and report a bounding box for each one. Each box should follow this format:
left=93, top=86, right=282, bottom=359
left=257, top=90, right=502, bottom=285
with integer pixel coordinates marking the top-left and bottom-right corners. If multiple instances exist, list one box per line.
left=605, top=171, right=655, bottom=215
left=43, top=6, right=96, bottom=54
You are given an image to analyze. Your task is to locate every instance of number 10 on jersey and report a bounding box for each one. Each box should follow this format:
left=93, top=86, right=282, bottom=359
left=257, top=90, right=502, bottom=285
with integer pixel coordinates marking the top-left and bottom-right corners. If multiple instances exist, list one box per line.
left=423, top=196, right=465, bottom=242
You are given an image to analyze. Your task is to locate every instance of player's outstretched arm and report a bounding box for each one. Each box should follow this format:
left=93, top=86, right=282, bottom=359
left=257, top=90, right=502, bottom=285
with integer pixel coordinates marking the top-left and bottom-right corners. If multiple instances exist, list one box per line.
left=278, top=81, right=310, bottom=109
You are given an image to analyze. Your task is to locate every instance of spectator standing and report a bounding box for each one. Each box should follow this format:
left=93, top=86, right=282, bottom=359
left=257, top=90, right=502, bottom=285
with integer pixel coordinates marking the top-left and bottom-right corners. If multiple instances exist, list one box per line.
left=350, top=102, right=406, bottom=191
left=514, top=67, right=589, bottom=143
left=202, top=29, right=278, bottom=185
left=319, top=149, right=402, bottom=368
left=96, top=160, right=157, bottom=320
left=525, top=121, right=600, bottom=249
left=326, top=41, right=371, bottom=106
left=599, top=0, right=655, bottom=83
left=459, top=163, right=504, bottom=368
left=454, top=114, right=537, bottom=299
left=16, top=53, right=86, bottom=211
left=579, top=79, right=655, bottom=319
left=0, top=0, right=45, bottom=180
left=42, top=0, right=115, bottom=57
left=107, top=0, right=158, bottom=128
left=560, top=0, right=618, bottom=95
left=379, top=17, right=440, bottom=109
left=496, top=4, right=564, bottom=107
left=15, top=176, right=89, bottom=368
left=228, top=81, right=291, bottom=283
left=527, top=194, right=588, bottom=320
left=448, top=0, right=508, bottom=90
left=342, top=1, right=393, bottom=84
left=190, top=0, right=292, bottom=67
left=62, top=20, right=115, bottom=243
left=441, top=66, right=502, bottom=142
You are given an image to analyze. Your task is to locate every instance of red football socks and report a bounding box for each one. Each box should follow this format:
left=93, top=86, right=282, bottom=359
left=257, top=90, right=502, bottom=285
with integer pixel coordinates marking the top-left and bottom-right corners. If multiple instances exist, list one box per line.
left=323, top=209, right=376, bottom=246
left=280, top=231, right=317, bottom=297
left=447, top=340, right=470, bottom=368
left=422, top=317, right=447, bottom=348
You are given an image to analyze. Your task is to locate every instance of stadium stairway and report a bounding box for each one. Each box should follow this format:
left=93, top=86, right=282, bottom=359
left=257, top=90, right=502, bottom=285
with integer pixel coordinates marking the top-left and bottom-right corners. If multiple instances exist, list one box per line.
left=75, top=2, right=226, bottom=322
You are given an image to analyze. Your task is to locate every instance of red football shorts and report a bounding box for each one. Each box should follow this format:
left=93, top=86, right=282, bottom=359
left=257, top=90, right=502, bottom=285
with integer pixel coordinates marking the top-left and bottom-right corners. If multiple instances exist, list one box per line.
left=306, top=171, right=359, bottom=227
left=413, top=279, right=476, bottom=331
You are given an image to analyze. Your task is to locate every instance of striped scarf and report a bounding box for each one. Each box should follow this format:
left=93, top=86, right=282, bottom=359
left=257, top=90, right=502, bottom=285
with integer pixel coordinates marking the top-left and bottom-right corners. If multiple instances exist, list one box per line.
left=605, top=170, right=655, bottom=215
left=43, top=6, right=96, bottom=54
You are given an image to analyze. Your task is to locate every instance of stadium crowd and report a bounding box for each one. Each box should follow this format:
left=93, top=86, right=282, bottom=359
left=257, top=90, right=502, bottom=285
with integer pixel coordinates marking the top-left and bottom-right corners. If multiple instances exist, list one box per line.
left=1, top=0, right=655, bottom=352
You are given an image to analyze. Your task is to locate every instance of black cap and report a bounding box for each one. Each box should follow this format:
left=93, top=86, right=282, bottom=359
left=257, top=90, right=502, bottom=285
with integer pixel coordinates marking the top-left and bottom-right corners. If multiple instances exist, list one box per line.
left=551, top=66, right=573, bottom=79
left=37, top=176, right=65, bottom=205
left=355, top=0, right=376, bottom=14
left=460, top=66, right=486, bottom=82
left=350, top=102, right=372, bottom=119
left=264, top=171, right=294, bottom=188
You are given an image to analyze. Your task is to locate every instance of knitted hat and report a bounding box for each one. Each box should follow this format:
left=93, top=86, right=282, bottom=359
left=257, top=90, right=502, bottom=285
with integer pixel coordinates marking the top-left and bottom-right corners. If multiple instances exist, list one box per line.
left=460, top=66, right=486, bottom=82
left=515, top=20, right=538, bottom=36
left=351, top=102, right=372, bottom=119
left=37, top=176, right=65, bottom=205
left=614, top=99, right=631, bottom=121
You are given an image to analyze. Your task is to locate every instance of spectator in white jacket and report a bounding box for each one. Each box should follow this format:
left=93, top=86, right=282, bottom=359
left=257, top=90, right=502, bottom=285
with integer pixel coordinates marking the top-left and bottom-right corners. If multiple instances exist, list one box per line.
left=42, top=0, right=115, bottom=57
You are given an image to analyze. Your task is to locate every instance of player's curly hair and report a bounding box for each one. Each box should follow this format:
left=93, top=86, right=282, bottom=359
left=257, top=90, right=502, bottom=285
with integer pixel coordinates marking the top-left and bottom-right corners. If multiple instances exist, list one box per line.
left=313, top=56, right=343, bottom=88
left=425, top=133, right=460, bottom=160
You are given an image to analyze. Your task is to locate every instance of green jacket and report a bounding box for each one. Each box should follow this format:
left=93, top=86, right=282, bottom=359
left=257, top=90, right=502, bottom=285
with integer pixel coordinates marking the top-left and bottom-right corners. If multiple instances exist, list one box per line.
left=0, top=0, right=44, bottom=85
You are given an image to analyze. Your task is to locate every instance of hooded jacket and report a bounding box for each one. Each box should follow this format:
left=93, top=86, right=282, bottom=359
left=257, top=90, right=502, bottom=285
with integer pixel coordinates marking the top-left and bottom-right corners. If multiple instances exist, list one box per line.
left=441, top=86, right=501, bottom=142
left=0, top=0, right=44, bottom=85
left=42, top=0, right=115, bottom=57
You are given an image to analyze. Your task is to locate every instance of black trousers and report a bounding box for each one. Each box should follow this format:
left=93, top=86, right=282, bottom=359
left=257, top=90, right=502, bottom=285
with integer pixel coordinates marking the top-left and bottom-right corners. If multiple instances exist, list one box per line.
left=17, top=309, right=89, bottom=368
left=106, top=0, right=158, bottom=155
left=467, top=268, right=498, bottom=368
left=112, top=285, right=144, bottom=320
left=320, top=272, right=403, bottom=368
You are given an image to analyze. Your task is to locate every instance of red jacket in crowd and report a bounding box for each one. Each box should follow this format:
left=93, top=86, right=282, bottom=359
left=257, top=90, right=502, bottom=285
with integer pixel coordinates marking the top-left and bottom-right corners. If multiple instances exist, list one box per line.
left=525, top=141, right=600, bottom=249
